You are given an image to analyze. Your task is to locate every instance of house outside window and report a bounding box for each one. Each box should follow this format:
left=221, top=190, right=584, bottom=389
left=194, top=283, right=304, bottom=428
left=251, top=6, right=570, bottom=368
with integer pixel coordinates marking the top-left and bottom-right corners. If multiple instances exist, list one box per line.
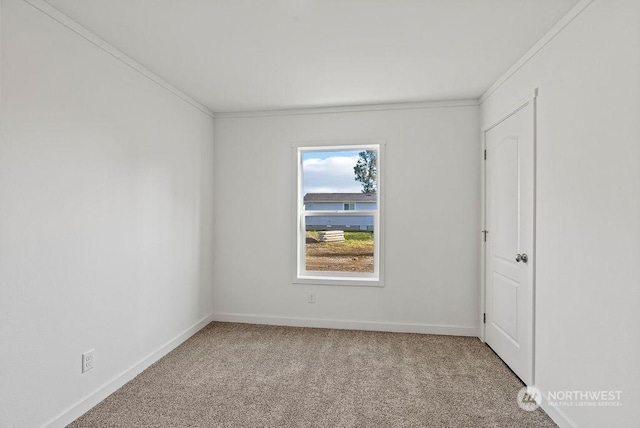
left=293, top=142, right=383, bottom=286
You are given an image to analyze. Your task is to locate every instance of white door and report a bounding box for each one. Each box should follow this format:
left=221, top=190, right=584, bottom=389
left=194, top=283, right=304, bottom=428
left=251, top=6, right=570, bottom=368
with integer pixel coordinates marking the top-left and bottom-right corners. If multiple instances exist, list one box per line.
left=484, top=98, right=535, bottom=385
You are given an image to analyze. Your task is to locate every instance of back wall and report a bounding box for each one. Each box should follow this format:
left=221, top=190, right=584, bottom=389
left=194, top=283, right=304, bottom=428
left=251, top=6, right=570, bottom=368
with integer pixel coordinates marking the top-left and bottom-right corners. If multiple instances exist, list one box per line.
left=213, top=104, right=480, bottom=334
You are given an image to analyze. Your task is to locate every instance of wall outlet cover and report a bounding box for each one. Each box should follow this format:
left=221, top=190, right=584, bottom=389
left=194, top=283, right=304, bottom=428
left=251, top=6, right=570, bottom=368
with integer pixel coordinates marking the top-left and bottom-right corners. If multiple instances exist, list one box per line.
left=82, top=349, right=94, bottom=373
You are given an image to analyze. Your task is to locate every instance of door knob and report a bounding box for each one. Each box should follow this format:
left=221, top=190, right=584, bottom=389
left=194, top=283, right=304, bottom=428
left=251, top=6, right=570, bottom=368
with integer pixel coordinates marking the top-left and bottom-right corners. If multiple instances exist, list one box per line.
left=515, top=253, right=528, bottom=263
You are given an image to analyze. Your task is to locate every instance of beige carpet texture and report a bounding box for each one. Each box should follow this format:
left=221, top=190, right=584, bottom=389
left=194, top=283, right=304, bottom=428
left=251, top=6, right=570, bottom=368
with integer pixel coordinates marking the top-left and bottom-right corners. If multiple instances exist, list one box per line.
left=68, top=322, right=556, bottom=427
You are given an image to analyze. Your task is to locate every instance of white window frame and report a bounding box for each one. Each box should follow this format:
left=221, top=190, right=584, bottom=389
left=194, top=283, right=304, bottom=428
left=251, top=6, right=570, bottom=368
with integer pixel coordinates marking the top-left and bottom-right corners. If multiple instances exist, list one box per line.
left=344, top=203, right=356, bottom=210
left=293, top=141, right=384, bottom=287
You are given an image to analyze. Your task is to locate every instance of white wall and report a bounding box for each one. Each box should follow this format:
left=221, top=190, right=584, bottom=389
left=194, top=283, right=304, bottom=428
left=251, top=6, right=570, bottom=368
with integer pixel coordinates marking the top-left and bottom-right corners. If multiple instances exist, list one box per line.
left=0, top=1, right=215, bottom=426
left=480, top=1, right=640, bottom=427
left=213, top=104, right=480, bottom=334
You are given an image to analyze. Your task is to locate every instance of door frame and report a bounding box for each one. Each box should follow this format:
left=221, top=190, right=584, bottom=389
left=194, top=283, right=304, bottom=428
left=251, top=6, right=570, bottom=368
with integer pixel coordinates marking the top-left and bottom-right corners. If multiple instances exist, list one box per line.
left=480, top=88, right=538, bottom=384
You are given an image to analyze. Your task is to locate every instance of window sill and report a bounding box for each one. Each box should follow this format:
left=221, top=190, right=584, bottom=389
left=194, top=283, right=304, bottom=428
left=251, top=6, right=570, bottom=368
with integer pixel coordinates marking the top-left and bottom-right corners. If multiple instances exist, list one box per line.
left=294, top=274, right=383, bottom=287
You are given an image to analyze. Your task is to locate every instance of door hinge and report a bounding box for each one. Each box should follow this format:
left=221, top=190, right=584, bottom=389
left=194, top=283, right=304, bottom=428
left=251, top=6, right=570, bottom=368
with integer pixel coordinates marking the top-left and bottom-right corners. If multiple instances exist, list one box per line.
left=482, top=230, right=488, bottom=242
left=483, top=313, right=486, bottom=324
left=484, top=150, right=487, bottom=160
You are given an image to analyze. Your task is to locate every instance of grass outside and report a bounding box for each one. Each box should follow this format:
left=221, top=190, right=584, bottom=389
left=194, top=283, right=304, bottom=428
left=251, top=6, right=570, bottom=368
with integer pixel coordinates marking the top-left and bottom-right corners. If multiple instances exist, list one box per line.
left=305, top=231, right=374, bottom=272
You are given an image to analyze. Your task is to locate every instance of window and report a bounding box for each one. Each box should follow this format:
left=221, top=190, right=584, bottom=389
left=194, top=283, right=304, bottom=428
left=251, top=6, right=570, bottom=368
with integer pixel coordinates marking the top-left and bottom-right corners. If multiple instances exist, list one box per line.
left=294, top=142, right=383, bottom=286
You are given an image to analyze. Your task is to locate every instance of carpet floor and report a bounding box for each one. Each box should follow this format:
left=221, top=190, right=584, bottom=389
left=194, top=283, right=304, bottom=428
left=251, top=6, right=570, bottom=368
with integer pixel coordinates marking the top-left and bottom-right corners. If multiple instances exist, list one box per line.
left=68, top=322, right=556, bottom=427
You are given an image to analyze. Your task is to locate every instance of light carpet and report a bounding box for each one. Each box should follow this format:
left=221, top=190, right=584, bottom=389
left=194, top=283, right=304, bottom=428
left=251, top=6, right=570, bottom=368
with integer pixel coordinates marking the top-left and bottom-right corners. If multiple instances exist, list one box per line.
left=69, top=322, right=556, bottom=427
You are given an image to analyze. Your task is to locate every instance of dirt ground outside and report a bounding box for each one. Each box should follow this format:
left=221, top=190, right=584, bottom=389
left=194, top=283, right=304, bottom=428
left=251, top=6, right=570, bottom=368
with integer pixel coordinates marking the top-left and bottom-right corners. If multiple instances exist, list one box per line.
left=305, top=231, right=374, bottom=273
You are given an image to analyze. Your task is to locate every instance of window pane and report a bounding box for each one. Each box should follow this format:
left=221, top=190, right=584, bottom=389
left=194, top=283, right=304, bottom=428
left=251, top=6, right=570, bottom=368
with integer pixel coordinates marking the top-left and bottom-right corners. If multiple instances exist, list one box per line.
left=301, top=149, right=377, bottom=202
left=296, top=144, right=380, bottom=284
left=304, top=216, right=374, bottom=273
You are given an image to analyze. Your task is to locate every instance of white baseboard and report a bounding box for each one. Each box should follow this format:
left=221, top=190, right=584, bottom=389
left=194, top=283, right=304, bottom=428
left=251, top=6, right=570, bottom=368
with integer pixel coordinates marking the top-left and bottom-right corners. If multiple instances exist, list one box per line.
left=211, top=312, right=479, bottom=337
left=536, top=386, right=578, bottom=428
left=44, top=314, right=215, bottom=428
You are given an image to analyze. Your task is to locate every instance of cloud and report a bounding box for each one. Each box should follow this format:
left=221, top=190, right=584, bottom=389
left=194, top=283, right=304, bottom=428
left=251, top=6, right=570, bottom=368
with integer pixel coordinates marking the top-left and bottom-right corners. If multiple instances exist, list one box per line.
left=303, top=155, right=362, bottom=194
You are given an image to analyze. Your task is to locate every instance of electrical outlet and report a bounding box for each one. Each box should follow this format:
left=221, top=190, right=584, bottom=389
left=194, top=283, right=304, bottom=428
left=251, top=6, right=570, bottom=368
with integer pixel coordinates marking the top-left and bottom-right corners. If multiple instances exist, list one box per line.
left=307, top=292, right=317, bottom=303
left=82, top=349, right=94, bottom=373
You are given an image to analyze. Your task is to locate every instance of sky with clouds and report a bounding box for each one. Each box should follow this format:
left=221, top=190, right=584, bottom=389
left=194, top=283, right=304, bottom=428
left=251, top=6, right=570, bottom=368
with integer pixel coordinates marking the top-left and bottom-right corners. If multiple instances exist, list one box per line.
left=302, top=150, right=362, bottom=195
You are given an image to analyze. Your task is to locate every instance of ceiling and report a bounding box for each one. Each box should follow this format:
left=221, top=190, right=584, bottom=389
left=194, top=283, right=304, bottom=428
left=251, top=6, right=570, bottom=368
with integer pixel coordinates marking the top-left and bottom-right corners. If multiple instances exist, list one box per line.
left=44, top=0, right=580, bottom=112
